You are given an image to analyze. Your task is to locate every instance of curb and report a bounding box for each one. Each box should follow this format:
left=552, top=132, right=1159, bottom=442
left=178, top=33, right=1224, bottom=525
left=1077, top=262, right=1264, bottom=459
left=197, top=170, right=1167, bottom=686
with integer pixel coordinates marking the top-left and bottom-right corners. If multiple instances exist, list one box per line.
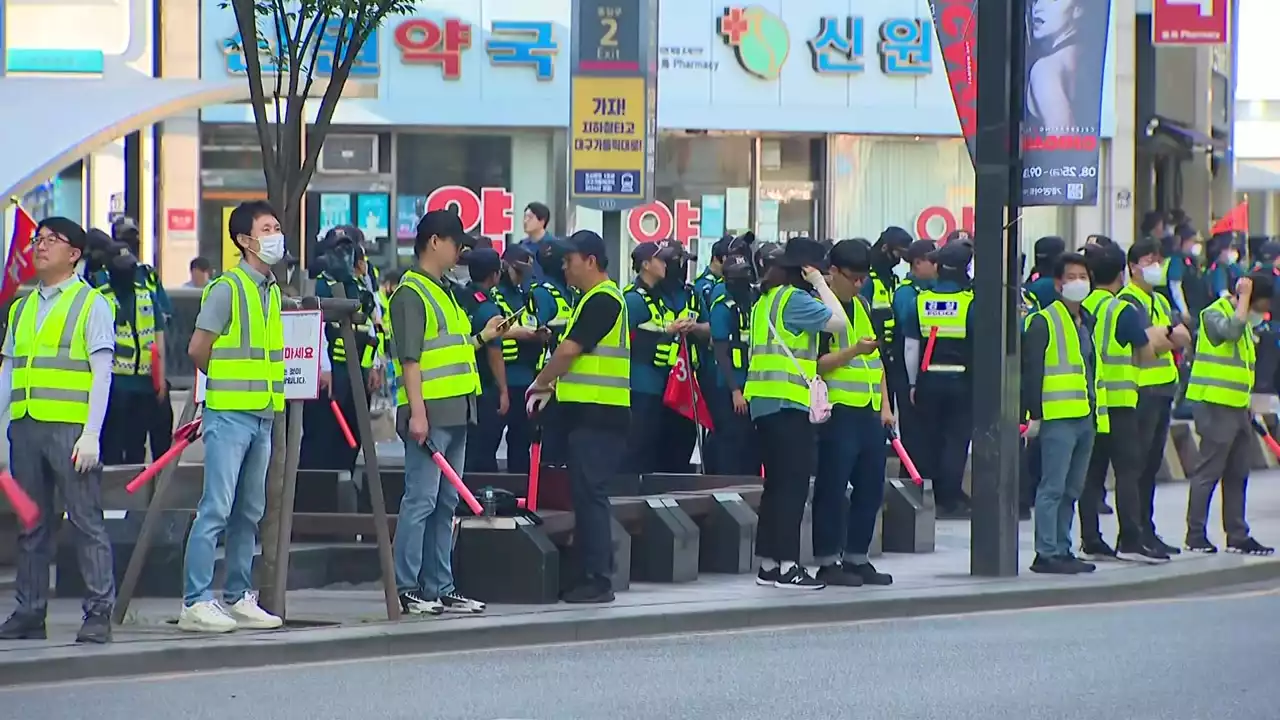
left=3, top=559, right=1278, bottom=687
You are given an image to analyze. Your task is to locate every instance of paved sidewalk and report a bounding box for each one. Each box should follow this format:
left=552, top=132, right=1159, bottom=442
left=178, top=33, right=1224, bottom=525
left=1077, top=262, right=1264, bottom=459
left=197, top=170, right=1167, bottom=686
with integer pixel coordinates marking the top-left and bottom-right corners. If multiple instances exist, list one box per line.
left=2, top=474, right=1279, bottom=686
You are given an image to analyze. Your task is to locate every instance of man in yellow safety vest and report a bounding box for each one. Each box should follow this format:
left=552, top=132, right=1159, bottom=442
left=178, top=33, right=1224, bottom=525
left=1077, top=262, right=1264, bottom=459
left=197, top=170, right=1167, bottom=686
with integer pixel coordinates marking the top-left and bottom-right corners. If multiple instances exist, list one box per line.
left=0, top=218, right=117, bottom=644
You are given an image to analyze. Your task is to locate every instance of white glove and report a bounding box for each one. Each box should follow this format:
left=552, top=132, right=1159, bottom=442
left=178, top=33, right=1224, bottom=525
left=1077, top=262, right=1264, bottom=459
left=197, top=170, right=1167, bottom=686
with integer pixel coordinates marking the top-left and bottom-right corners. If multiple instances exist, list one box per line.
left=525, top=385, right=553, bottom=416
left=72, top=432, right=101, bottom=473
left=1022, top=420, right=1041, bottom=439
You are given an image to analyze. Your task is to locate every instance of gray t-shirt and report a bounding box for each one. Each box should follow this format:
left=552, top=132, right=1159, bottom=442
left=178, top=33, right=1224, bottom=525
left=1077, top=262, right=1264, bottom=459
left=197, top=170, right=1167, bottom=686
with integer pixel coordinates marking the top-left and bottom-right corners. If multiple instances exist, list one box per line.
left=389, top=268, right=475, bottom=429
left=193, top=262, right=278, bottom=418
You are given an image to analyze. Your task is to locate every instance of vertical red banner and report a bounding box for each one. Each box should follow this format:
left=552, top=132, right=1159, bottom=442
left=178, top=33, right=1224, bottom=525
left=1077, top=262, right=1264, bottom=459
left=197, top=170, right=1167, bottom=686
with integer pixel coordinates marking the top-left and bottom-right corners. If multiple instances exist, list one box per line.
left=2, top=205, right=38, bottom=306
left=928, top=0, right=978, bottom=165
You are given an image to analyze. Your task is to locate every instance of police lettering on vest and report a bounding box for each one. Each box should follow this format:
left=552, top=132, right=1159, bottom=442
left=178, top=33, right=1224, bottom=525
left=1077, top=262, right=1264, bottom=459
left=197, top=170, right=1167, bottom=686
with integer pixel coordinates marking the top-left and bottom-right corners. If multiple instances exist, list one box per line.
left=1117, top=283, right=1179, bottom=387
left=1186, top=296, right=1256, bottom=408
left=555, top=281, right=630, bottom=406
left=390, top=273, right=480, bottom=405
left=916, top=289, right=973, bottom=373
left=823, top=296, right=883, bottom=410
left=8, top=279, right=101, bottom=425
left=743, top=286, right=818, bottom=407
left=203, top=267, right=286, bottom=412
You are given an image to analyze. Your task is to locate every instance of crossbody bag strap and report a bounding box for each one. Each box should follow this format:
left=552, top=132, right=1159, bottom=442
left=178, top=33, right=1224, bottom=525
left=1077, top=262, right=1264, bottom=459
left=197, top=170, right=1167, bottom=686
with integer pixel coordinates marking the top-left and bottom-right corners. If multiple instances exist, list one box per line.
left=765, top=313, right=812, bottom=384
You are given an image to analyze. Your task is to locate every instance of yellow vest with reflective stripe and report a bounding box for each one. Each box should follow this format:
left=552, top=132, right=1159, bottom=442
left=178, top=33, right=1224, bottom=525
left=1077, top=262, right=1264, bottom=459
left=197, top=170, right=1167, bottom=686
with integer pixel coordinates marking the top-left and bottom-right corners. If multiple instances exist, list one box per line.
left=822, top=296, right=883, bottom=410
left=8, top=279, right=102, bottom=424
left=534, top=282, right=574, bottom=370
left=1186, top=296, right=1255, bottom=408
left=1036, top=301, right=1109, bottom=432
left=869, top=273, right=895, bottom=344
left=1117, top=283, right=1179, bottom=387
left=1082, top=289, right=1138, bottom=409
left=101, top=282, right=157, bottom=376
left=204, top=267, right=285, bottom=412
left=555, top=281, right=630, bottom=406
left=743, top=285, right=818, bottom=407
left=917, top=289, right=973, bottom=372
left=391, top=272, right=480, bottom=405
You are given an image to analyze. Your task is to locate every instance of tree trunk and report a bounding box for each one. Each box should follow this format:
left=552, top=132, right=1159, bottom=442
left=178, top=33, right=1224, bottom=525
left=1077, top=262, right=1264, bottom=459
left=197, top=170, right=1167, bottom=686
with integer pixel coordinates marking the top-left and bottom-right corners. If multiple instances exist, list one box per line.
left=255, top=410, right=288, bottom=614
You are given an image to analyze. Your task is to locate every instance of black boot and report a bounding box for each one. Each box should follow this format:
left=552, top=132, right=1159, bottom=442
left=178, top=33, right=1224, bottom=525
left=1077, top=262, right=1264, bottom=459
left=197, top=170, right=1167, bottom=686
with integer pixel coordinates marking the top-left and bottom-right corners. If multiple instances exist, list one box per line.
left=0, top=612, right=47, bottom=640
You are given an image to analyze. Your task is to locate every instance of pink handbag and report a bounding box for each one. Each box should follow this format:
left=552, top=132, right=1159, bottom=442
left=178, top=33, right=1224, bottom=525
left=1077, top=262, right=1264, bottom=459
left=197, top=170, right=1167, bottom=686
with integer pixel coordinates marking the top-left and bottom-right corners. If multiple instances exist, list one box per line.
left=767, top=315, right=831, bottom=424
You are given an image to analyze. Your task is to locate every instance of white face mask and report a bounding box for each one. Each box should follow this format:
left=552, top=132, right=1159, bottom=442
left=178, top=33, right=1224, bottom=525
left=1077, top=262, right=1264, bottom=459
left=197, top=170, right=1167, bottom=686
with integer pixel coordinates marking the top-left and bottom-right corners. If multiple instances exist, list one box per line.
left=1141, top=263, right=1163, bottom=285
left=1189, top=244, right=1203, bottom=257
left=253, top=233, right=286, bottom=265
left=1061, top=279, right=1091, bottom=302
left=1248, top=311, right=1267, bottom=327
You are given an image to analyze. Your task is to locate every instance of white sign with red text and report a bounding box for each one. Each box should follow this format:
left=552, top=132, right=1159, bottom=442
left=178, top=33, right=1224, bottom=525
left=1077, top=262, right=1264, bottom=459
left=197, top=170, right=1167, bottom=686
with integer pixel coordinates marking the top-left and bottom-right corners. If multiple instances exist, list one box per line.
left=1153, top=0, right=1228, bottom=46
left=194, top=310, right=325, bottom=403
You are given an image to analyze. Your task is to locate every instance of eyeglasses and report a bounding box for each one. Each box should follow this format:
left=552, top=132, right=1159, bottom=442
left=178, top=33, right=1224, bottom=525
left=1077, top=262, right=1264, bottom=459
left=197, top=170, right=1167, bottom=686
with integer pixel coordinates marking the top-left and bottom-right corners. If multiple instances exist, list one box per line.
left=33, top=234, right=69, bottom=247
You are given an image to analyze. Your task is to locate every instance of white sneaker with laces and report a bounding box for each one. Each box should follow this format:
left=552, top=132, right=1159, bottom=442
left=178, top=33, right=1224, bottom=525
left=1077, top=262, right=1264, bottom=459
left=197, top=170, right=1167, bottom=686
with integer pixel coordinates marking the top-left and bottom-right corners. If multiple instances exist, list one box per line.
left=177, top=600, right=238, bottom=633
left=226, top=592, right=284, bottom=629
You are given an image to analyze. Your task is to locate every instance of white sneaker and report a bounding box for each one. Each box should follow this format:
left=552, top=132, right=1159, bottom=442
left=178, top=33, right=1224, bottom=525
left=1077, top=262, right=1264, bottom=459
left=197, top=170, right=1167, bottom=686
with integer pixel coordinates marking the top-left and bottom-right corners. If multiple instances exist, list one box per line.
left=226, top=592, right=284, bottom=630
left=177, top=600, right=238, bottom=634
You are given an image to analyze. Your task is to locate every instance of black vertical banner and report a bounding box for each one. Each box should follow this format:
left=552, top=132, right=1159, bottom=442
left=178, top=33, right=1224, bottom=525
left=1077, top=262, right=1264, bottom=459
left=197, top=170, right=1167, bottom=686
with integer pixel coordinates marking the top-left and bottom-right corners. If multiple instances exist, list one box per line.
left=1020, top=1, right=1111, bottom=206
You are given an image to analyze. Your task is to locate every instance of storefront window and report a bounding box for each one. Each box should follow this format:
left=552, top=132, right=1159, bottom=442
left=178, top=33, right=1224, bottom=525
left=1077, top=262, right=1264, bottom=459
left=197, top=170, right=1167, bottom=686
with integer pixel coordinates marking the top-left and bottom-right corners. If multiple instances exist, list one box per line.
left=20, top=161, right=83, bottom=224
left=758, top=136, right=822, bottom=243
left=828, top=135, right=1063, bottom=248
left=656, top=134, right=753, bottom=243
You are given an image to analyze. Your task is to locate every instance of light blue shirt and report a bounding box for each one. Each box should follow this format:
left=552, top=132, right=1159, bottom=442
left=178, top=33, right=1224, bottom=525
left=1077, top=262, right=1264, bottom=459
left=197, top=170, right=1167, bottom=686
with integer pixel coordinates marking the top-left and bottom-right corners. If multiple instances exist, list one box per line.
left=748, top=289, right=832, bottom=420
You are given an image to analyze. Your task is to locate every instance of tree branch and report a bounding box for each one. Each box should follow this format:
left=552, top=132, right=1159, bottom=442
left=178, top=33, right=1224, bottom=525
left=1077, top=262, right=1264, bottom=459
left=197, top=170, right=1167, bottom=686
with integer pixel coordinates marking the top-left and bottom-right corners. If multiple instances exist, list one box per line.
left=230, top=0, right=281, bottom=197
left=269, top=0, right=289, bottom=172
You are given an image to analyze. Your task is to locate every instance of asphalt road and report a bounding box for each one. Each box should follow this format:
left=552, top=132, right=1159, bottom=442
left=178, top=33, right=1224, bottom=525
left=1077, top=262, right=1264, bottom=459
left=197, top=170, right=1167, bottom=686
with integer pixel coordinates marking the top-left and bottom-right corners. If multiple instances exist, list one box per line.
left=6, top=586, right=1278, bottom=720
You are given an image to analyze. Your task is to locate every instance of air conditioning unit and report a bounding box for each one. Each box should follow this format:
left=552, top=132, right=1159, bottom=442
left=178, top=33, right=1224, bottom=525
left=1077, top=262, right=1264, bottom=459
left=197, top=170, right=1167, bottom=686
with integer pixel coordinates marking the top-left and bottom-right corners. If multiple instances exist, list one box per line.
left=318, top=134, right=378, bottom=174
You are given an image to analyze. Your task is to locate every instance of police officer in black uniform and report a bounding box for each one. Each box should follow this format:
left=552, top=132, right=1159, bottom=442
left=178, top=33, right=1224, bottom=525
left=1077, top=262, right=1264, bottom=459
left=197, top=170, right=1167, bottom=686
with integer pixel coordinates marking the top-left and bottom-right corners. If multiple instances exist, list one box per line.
left=862, top=227, right=912, bottom=402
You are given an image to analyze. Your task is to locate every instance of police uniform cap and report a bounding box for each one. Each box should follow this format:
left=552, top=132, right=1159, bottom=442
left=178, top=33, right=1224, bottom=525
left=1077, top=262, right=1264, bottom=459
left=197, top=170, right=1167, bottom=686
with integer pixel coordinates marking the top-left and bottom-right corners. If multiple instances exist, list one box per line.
left=905, top=240, right=937, bottom=262
left=462, top=248, right=502, bottom=278
left=721, top=254, right=753, bottom=280
left=631, top=241, right=663, bottom=265
left=1033, top=235, right=1066, bottom=260
left=928, top=241, right=972, bottom=270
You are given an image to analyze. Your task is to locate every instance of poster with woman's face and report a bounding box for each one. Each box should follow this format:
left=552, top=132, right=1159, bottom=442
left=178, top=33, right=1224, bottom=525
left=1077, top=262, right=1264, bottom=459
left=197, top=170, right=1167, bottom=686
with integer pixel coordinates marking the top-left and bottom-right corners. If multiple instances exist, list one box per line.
left=1022, top=0, right=1111, bottom=207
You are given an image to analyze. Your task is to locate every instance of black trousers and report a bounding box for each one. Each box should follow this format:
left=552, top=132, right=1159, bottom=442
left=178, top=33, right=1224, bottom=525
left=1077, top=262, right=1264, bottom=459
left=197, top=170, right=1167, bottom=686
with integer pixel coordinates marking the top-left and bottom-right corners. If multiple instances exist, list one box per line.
left=300, top=367, right=365, bottom=472
left=466, top=385, right=532, bottom=475
left=566, top=424, right=623, bottom=584
left=1136, top=392, right=1173, bottom=536
left=754, top=409, right=815, bottom=563
left=150, top=382, right=174, bottom=460
left=1080, top=407, right=1145, bottom=547
left=102, top=385, right=163, bottom=465
left=699, top=374, right=724, bottom=475
left=913, top=381, right=973, bottom=508
left=709, top=387, right=759, bottom=476
left=625, top=393, right=696, bottom=474
left=888, top=366, right=924, bottom=480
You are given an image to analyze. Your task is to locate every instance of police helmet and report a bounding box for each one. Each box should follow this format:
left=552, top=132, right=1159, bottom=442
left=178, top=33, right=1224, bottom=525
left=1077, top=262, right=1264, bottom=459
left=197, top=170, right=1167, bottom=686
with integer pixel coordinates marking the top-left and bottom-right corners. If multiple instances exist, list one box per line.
left=754, top=242, right=784, bottom=275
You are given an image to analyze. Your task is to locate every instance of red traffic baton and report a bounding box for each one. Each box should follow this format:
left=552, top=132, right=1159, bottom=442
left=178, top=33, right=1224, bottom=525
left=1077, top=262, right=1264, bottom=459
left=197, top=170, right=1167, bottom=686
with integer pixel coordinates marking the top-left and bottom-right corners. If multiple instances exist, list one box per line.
left=920, top=326, right=939, bottom=372
left=126, top=418, right=202, bottom=494
left=330, top=399, right=358, bottom=449
left=0, top=471, right=39, bottom=531
left=1252, top=416, right=1280, bottom=459
left=423, top=439, right=485, bottom=516
left=886, top=426, right=923, bottom=486
left=518, top=434, right=542, bottom=512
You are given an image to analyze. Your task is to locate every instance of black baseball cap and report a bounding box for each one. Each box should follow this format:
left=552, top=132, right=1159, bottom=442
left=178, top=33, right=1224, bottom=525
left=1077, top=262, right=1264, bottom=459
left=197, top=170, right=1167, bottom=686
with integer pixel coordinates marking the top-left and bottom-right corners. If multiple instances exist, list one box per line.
left=503, top=245, right=534, bottom=265
left=559, top=230, right=609, bottom=264
left=906, top=240, right=937, bottom=262
left=416, top=209, right=474, bottom=247
left=776, top=237, right=828, bottom=269
left=461, top=248, right=501, bottom=277
left=828, top=239, right=871, bottom=272
left=929, top=242, right=972, bottom=270
left=630, top=241, right=663, bottom=266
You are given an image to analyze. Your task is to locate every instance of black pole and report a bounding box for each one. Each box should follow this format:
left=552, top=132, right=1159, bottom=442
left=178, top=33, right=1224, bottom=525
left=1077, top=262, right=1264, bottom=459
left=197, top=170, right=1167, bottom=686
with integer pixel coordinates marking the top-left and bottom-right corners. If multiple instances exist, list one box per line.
left=602, top=210, right=622, bottom=285
left=970, top=0, right=1026, bottom=577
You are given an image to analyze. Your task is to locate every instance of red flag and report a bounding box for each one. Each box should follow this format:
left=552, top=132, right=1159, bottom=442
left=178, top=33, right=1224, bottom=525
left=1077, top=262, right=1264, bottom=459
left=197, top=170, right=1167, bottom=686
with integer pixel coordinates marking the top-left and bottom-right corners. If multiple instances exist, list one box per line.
left=928, top=0, right=978, bottom=164
left=662, top=340, right=715, bottom=432
left=1, top=205, right=38, bottom=306
left=1211, top=200, right=1249, bottom=236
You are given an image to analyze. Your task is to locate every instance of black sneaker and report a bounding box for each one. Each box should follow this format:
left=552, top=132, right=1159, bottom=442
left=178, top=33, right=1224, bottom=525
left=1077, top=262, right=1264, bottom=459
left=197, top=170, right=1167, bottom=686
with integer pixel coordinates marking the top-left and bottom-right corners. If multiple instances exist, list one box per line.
left=1227, top=538, right=1276, bottom=556
left=774, top=565, right=825, bottom=590
left=755, top=566, right=781, bottom=586
left=1116, top=540, right=1170, bottom=564
left=562, top=577, right=615, bottom=604
left=1184, top=537, right=1218, bottom=554
left=816, top=564, right=863, bottom=587
left=1030, top=554, right=1075, bottom=574
left=1152, top=535, right=1182, bottom=556
left=399, top=590, right=443, bottom=616
left=1061, top=555, right=1097, bottom=573
left=75, top=613, right=111, bottom=644
left=846, top=562, right=893, bottom=586
left=0, top=612, right=46, bottom=640
left=1081, top=539, right=1118, bottom=561
left=440, top=591, right=485, bottom=614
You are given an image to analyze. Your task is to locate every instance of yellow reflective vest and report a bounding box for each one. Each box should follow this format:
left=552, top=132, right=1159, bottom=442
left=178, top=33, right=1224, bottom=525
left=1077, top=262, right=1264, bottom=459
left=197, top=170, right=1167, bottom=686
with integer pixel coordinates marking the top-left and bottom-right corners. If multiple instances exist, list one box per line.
left=822, top=296, right=883, bottom=410
left=101, top=281, right=157, bottom=376
left=1186, top=296, right=1255, bottom=408
left=555, top=280, right=630, bottom=406
left=1117, top=283, right=1179, bottom=387
left=203, top=267, right=285, bottom=413
left=390, top=271, right=480, bottom=405
left=1034, top=300, right=1109, bottom=432
left=743, top=285, right=818, bottom=407
left=1081, top=289, right=1139, bottom=410
left=8, top=279, right=103, bottom=425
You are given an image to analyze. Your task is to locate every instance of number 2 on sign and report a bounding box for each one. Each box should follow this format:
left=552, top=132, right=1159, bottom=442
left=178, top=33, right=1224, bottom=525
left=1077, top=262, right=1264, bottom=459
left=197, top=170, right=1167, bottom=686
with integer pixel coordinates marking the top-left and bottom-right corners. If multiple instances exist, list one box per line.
left=600, top=17, right=618, bottom=45
left=1165, top=0, right=1213, bottom=16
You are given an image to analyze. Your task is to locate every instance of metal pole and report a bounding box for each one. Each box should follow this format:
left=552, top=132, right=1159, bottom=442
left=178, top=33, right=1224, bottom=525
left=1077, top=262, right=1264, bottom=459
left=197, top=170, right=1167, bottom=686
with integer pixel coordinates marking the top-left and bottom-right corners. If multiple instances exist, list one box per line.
left=268, top=399, right=305, bottom=619
left=113, top=397, right=198, bottom=624
left=331, top=284, right=399, bottom=620
left=970, top=0, right=1025, bottom=577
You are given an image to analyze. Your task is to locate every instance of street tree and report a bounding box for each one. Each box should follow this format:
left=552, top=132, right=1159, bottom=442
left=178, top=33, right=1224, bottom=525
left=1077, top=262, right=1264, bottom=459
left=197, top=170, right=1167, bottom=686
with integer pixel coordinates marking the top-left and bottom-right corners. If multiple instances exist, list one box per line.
left=222, top=0, right=412, bottom=267
left=221, top=0, right=411, bottom=618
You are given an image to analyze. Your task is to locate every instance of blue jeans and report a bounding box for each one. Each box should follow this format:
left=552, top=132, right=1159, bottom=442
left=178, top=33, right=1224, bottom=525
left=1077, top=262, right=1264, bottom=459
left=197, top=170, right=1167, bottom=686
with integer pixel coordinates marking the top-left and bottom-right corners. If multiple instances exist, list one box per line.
left=812, top=406, right=888, bottom=565
left=1034, top=416, right=1096, bottom=558
left=183, top=409, right=274, bottom=606
left=394, top=424, right=466, bottom=596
